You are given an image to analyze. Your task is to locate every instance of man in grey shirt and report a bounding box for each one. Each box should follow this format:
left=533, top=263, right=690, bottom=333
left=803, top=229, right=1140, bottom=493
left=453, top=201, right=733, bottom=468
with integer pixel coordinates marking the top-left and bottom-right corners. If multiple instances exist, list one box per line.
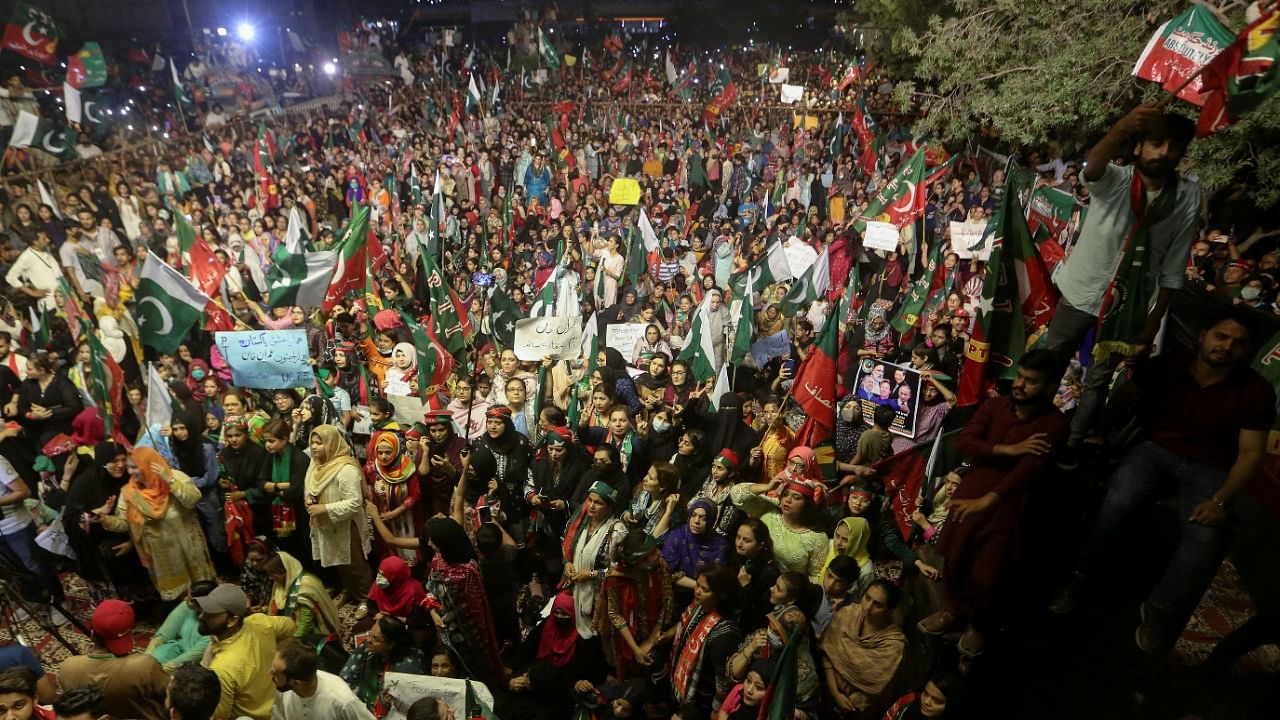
left=1041, top=105, right=1200, bottom=467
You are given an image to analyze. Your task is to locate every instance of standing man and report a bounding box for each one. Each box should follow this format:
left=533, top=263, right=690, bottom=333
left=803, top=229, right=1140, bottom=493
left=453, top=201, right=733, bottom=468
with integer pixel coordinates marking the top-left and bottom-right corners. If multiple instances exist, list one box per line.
left=196, top=584, right=296, bottom=720
left=1041, top=106, right=1200, bottom=468
left=270, top=641, right=374, bottom=720
left=1050, top=308, right=1273, bottom=653
left=916, top=349, right=1070, bottom=656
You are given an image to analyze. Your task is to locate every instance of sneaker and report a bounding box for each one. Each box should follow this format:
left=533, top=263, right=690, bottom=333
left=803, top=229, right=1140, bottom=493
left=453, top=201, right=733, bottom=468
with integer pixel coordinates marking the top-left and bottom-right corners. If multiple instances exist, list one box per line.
left=1049, top=574, right=1086, bottom=615
left=916, top=610, right=961, bottom=636
left=1135, top=603, right=1176, bottom=655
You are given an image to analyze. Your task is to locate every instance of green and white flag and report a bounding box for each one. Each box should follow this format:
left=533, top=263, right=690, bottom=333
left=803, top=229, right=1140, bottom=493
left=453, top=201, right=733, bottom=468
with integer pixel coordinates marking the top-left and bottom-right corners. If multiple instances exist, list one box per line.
left=466, top=73, right=482, bottom=114
left=268, top=248, right=336, bottom=308
left=751, top=240, right=793, bottom=293
left=677, top=293, right=720, bottom=383
left=283, top=206, right=312, bottom=253
left=136, top=251, right=209, bottom=353
left=731, top=282, right=755, bottom=365
left=538, top=29, right=560, bottom=69
left=7, top=110, right=77, bottom=160
left=780, top=246, right=830, bottom=315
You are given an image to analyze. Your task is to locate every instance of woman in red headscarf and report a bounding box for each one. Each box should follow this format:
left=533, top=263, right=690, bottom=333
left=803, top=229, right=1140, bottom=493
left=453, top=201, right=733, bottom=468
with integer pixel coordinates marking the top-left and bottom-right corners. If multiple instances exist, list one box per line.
left=730, top=448, right=830, bottom=584
left=367, top=555, right=427, bottom=619
left=365, top=431, right=423, bottom=564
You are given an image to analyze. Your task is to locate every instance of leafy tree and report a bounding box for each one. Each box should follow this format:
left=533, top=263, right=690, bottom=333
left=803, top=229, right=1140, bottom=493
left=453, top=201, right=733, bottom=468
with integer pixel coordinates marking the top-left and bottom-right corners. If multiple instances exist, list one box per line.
left=861, top=0, right=1280, bottom=210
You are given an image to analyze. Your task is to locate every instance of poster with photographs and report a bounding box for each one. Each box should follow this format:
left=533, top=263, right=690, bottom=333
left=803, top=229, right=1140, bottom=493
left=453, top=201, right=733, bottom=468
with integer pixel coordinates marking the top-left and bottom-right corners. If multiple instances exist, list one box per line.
left=852, top=359, right=923, bottom=438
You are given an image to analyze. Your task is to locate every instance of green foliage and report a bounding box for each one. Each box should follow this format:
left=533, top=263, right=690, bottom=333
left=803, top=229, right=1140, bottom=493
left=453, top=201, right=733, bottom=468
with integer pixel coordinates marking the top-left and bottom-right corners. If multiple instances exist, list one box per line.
left=856, top=0, right=1280, bottom=209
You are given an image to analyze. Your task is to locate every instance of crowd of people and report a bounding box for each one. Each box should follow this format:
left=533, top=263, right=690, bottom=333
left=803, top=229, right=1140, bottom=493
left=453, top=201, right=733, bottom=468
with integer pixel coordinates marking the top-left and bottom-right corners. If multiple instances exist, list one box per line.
left=0, top=16, right=1276, bottom=720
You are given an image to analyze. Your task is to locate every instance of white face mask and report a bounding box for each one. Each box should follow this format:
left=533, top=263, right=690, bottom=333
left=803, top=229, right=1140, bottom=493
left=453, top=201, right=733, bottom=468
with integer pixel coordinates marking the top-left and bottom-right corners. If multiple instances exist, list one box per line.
left=1241, top=286, right=1262, bottom=301
left=840, top=403, right=857, bottom=423
left=652, top=419, right=671, bottom=433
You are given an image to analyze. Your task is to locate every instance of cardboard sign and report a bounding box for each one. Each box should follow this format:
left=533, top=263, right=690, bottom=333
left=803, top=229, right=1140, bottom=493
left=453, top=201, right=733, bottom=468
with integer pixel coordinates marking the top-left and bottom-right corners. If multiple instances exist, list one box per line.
left=215, top=330, right=315, bottom=389
left=604, top=322, right=650, bottom=356
left=513, top=315, right=584, bottom=361
left=862, top=221, right=900, bottom=252
left=382, top=673, right=494, bottom=720
left=750, top=330, right=791, bottom=368
left=950, top=220, right=991, bottom=260
left=851, top=359, right=924, bottom=438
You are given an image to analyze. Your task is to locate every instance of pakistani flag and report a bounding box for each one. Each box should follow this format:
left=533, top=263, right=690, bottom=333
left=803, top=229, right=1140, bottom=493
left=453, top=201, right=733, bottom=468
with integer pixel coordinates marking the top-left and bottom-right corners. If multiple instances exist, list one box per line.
left=538, top=29, right=560, bottom=69
left=730, top=282, right=755, bottom=364
left=488, top=287, right=525, bottom=349
left=171, top=59, right=194, bottom=126
left=677, top=293, right=720, bottom=383
left=84, top=330, right=118, bottom=434
left=466, top=73, right=482, bottom=114
left=146, top=363, right=173, bottom=429
left=780, top=246, right=831, bottom=315
left=268, top=248, right=336, bottom=308
left=752, top=240, right=794, bottom=293
left=8, top=110, right=77, bottom=160
left=136, top=251, right=210, bottom=353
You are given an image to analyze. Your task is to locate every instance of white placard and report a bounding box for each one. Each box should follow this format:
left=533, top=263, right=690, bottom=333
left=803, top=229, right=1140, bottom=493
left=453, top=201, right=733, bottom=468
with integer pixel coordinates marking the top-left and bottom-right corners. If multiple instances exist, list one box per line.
left=863, top=221, right=900, bottom=252
left=604, top=322, right=649, bottom=356
left=382, top=673, right=493, bottom=720
left=783, top=237, right=818, bottom=278
left=514, top=315, right=584, bottom=361
left=950, top=220, right=991, bottom=260
left=779, top=83, right=805, bottom=104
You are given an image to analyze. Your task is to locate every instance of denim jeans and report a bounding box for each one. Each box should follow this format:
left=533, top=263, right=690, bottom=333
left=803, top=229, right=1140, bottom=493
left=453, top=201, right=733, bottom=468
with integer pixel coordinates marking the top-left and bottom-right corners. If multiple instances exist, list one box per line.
left=0, top=521, right=64, bottom=605
left=1077, top=441, right=1230, bottom=627
left=1039, top=300, right=1120, bottom=444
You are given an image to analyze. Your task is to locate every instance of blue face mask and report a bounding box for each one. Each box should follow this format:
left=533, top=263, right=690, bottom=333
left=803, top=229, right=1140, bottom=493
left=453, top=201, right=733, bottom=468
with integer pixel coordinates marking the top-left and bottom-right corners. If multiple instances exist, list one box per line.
left=191, top=368, right=206, bottom=380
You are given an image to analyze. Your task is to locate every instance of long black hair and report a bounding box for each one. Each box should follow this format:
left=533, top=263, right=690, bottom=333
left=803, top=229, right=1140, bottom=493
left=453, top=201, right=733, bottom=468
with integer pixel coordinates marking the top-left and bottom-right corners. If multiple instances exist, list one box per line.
left=425, top=518, right=477, bottom=565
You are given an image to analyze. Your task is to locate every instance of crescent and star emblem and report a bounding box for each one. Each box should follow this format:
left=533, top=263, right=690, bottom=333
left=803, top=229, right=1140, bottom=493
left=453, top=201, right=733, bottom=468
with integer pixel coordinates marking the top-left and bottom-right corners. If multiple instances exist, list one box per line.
left=138, top=296, right=174, bottom=334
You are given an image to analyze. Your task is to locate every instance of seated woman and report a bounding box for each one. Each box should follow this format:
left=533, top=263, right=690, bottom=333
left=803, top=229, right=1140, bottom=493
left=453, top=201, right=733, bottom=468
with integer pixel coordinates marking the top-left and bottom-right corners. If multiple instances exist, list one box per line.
left=661, top=499, right=730, bottom=608
left=716, top=658, right=776, bottom=720
left=819, top=580, right=907, bottom=717
left=257, top=545, right=343, bottom=641
left=339, top=614, right=426, bottom=718
left=881, top=671, right=962, bottom=720
left=145, top=580, right=216, bottom=671
left=499, top=592, right=607, bottom=720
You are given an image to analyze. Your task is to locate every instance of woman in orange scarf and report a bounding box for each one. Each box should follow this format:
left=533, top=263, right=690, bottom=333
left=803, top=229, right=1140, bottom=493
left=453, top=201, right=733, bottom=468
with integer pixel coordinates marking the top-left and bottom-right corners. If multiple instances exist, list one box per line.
left=97, top=447, right=216, bottom=600
left=365, top=431, right=422, bottom=564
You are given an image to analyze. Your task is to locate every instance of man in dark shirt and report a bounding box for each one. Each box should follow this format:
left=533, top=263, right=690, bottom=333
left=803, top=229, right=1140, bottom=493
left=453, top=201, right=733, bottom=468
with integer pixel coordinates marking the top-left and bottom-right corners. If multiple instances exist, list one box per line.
left=1050, top=306, right=1274, bottom=654
left=916, top=349, right=1070, bottom=657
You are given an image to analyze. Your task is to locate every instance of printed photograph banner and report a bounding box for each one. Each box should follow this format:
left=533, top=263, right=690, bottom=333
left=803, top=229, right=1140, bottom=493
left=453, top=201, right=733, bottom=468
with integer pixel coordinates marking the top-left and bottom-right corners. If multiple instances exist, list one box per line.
left=852, top=359, right=923, bottom=438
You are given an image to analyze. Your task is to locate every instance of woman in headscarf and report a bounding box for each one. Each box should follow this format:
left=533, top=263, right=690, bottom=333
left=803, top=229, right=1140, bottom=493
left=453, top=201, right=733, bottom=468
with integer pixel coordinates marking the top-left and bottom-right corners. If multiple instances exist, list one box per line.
left=63, top=441, right=151, bottom=603
left=771, top=446, right=822, bottom=487
left=168, top=409, right=225, bottom=564
left=562, top=481, right=630, bottom=639
left=292, top=393, right=340, bottom=453
left=597, top=347, right=642, bottom=414
left=819, top=580, right=907, bottom=716
left=501, top=591, right=607, bottom=720
left=596, top=530, right=674, bottom=680
left=700, top=393, right=760, bottom=472
left=691, top=450, right=745, bottom=537
left=305, top=424, right=372, bottom=603
left=524, top=425, right=589, bottom=543
left=365, top=430, right=423, bottom=564
left=662, top=499, right=730, bottom=604
left=667, top=564, right=743, bottom=718
left=94, top=447, right=216, bottom=600
left=246, top=540, right=342, bottom=641
left=366, top=555, right=426, bottom=620
left=333, top=341, right=374, bottom=414
left=859, top=305, right=897, bottom=360
left=423, top=517, right=504, bottom=684
left=752, top=397, right=796, bottom=484
left=382, top=342, right=418, bottom=397
left=218, top=417, right=270, bottom=537
left=470, top=405, right=533, bottom=515
left=824, top=515, right=875, bottom=595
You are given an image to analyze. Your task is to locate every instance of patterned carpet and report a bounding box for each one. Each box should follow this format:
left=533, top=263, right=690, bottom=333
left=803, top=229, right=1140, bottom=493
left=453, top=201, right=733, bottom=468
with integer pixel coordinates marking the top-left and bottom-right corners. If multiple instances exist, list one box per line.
left=4, top=562, right=1277, bottom=674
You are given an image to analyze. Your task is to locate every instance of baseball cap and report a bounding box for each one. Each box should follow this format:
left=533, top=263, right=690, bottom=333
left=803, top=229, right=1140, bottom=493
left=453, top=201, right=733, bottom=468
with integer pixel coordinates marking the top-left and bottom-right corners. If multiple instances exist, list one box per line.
left=195, top=584, right=249, bottom=617
left=91, top=599, right=136, bottom=655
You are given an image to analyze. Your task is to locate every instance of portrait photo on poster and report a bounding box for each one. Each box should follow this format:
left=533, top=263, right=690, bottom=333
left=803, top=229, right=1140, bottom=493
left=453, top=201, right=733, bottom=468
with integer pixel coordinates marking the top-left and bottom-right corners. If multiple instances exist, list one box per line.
left=852, top=359, right=923, bottom=438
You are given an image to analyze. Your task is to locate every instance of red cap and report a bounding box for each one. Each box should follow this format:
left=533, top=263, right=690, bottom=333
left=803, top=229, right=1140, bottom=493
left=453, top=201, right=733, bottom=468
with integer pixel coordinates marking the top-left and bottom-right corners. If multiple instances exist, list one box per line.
left=91, top=599, right=136, bottom=655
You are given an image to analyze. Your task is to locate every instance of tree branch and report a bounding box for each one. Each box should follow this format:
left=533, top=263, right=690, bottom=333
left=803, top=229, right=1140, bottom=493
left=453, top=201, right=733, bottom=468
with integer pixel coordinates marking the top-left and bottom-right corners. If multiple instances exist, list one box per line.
left=967, top=66, right=1040, bottom=85
left=1238, top=226, right=1280, bottom=254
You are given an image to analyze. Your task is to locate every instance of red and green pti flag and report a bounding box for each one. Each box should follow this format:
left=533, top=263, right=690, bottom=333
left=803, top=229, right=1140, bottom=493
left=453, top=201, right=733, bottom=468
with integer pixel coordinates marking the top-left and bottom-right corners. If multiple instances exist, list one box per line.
left=419, top=252, right=472, bottom=356
left=853, top=147, right=929, bottom=233
left=1133, top=5, right=1235, bottom=106
left=956, top=181, right=1057, bottom=406
left=323, top=205, right=372, bottom=309
left=398, top=310, right=455, bottom=405
left=791, top=309, right=839, bottom=447
left=84, top=329, right=125, bottom=436
left=66, top=41, right=106, bottom=89
left=1196, top=3, right=1280, bottom=135
left=2, top=3, right=61, bottom=65
left=875, top=429, right=961, bottom=542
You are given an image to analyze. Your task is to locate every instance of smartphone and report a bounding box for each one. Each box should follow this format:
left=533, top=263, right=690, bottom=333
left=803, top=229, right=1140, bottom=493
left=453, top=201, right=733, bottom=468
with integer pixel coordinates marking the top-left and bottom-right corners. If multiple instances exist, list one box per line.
left=478, top=505, right=493, bottom=523
left=782, top=359, right=797, bottom=376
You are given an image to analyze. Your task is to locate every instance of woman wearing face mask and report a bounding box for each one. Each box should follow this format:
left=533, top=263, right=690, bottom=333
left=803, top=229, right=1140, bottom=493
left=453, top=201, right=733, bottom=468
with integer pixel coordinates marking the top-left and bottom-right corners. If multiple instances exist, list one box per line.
left=500, top=591, right=607, bottom=719
left=365, top=555, right=426, bottom=627
left=726, top=602, right=820, bottom=712
left=645, top=407, right=680, bottom=462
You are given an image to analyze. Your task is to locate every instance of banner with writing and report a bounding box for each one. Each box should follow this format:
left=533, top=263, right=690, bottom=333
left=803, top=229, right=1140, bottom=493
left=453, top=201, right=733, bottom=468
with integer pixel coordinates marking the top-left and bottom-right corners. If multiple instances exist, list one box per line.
left=949, top=220, right=991, bottom=260
left=215, top=330, right=316, bottom=389
left=514, top=315, right=584, bottom=361
left=604, top=322, right=649, bottom=357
